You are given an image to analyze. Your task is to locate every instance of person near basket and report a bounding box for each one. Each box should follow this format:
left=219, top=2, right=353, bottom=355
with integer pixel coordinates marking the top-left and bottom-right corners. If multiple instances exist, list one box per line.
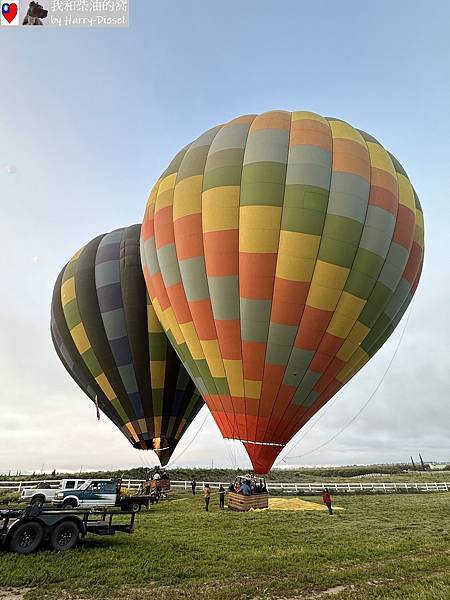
left=204, top=484, right=211, bottom=511
left=322, top=488, right=333, bottom=515
left=218, top=484, right=225, bottom=509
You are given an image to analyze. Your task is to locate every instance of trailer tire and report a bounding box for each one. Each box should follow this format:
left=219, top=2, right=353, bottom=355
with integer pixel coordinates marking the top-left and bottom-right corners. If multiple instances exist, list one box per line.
left=30, top=495, right=45, bottom=508
left=121, top=501, right=141, bottom=513
left=50, top=521, right=80, bottom=552
left=9, top=521, right=44, bottom=554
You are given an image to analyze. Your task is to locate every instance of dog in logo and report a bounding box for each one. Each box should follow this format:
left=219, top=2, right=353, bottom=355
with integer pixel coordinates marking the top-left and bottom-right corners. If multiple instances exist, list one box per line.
left=22, top=1, right=48, bottom=25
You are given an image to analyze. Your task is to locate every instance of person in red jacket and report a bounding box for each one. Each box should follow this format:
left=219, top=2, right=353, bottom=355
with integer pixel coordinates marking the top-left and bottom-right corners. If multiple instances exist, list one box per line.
left=322, top=488, right=333, bottom=515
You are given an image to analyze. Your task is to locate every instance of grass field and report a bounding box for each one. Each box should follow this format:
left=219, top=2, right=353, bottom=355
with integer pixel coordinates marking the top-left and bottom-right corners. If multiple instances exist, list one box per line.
left=0, top=491, right=449, bottom=599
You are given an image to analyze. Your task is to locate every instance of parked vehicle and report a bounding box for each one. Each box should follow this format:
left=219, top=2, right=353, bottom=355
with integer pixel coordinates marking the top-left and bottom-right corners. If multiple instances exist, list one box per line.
left=0, top=505, right=135, bottom=554
left=149, top=478, right=170, bottom=493
left=52, top=479, right=152, bottom=512
left=20, top=479, right=87, bottom=507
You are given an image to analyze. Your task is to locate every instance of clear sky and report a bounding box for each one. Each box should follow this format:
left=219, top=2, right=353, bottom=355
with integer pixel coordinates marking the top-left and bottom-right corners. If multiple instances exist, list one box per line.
left=1, top=0, right=449, bottom=473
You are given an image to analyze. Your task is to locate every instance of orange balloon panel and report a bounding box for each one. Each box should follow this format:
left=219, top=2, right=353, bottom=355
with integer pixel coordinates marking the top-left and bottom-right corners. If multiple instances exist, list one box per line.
left=140, top=111, right=424, bottom=473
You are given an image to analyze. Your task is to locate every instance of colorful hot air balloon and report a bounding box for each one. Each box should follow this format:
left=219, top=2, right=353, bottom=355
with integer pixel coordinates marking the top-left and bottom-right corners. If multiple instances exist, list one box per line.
left=51, top=224, right=203, bottom=466
left=140, top=110, right=424, bottom=473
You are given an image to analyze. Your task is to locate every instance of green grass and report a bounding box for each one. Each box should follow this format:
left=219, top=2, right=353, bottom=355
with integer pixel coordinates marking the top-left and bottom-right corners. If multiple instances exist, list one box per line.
left=0, top=489, right=19, bottom=504
left=1, top=492, right=449, bottom=599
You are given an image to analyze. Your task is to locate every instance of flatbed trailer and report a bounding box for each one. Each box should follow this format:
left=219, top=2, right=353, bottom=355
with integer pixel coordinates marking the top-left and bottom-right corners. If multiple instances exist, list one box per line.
left=0, top=505, right=135, bottom=554
left=116, top=492, right=155, bottom=512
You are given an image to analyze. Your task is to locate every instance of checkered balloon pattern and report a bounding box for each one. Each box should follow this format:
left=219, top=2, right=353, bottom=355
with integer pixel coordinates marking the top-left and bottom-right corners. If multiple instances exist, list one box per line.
left=51, top=224, right=203, bottom=466
left=140, top=110, right=424, bottom=473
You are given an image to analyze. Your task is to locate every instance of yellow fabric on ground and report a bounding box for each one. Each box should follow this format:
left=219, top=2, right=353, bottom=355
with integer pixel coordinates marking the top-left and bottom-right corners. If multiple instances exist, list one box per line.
left=268, top=497, right=343, bottom=511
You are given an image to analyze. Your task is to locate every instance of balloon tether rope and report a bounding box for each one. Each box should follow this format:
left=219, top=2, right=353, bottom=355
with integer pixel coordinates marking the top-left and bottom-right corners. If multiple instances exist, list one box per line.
left=278, top=300, right=415, bottom=463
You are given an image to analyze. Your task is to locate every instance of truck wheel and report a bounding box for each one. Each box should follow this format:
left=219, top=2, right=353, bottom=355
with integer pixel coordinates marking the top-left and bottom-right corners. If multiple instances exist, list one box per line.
left=9, top=522, right=44, bottom=554
left=30, top=496, right=45, bottom=508
left=130, top=501, right=141, bottom=513
left=50, top=521, right=80, bottom=552
left=62, top=500, right=77, bottom=510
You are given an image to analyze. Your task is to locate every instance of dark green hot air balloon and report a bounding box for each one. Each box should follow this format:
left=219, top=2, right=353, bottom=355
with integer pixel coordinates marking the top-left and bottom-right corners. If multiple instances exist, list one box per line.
left=51, top=224, right=203, bottom=465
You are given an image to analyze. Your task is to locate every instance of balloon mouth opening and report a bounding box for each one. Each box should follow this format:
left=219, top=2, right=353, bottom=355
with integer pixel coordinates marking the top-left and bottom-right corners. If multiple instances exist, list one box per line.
left=132, top=437, right=179, bottom=466
left=243, top=441, right=285, bottom=475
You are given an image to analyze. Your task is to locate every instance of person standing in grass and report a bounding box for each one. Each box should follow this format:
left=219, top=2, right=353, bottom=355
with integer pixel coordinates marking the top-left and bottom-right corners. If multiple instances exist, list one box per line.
left=322, top=488, right=333, bottom=515
left=204, top=484, right=211, bottom=511
left=191, top=479, right=197, bottom=495
left=218, top=484, right=225, bottom=509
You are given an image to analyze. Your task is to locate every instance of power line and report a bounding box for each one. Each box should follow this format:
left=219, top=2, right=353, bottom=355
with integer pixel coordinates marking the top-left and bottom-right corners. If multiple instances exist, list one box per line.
left=167, top=408, right=210, bottom=467
left=280, top=301, right=414, bottom=463
left=277, top=385, right=349, bottom=463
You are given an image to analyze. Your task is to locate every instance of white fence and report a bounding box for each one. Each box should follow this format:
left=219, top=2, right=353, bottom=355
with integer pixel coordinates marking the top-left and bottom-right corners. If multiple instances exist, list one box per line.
left=1, top=479, right=449, bottom=494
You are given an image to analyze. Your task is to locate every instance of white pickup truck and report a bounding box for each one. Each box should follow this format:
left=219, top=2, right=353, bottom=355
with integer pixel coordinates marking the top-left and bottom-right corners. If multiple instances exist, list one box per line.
left=20, top=479, right=86, bottom=507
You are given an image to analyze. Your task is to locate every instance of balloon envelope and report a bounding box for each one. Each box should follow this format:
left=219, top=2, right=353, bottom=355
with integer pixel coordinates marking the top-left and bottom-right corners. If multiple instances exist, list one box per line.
left=51, top=224, right=203, bottom=465
left=140, top=111, right=424, bottom=473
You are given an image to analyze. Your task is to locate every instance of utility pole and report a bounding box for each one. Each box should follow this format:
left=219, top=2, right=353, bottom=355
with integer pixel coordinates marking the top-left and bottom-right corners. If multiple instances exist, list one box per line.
left=419, top=453, right=426, bottom=471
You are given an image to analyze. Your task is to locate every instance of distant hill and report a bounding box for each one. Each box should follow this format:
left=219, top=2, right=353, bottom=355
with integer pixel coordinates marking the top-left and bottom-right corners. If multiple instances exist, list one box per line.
left=4, top=462, right=449, bottom=482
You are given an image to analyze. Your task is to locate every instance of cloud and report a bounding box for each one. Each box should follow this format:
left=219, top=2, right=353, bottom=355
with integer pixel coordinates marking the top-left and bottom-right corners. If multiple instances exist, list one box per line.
left=3, top=164, right=17, bottom=175
left=0, top=279, right=449, bottom=474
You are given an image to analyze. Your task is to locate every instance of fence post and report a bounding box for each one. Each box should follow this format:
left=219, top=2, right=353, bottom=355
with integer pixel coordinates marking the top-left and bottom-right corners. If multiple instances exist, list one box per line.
left=18, top=481, right=22, bottom=493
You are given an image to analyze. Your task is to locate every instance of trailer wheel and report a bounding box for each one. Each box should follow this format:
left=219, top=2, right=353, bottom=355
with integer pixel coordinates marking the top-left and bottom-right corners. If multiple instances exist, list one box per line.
left=50, top=521, right=80, bottom=552
left=121, top=501, right=141, bottom=513
left=9, top=522, right=44, bottom=554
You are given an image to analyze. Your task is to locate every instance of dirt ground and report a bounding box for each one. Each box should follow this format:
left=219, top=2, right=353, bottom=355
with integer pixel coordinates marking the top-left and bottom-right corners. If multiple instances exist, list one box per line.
left=0, top=590, right=30, bottom=600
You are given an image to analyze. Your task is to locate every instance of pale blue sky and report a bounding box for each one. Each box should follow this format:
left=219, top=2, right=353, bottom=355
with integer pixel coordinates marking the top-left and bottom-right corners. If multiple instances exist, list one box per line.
left=1, top=1, right=449, bottom=473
